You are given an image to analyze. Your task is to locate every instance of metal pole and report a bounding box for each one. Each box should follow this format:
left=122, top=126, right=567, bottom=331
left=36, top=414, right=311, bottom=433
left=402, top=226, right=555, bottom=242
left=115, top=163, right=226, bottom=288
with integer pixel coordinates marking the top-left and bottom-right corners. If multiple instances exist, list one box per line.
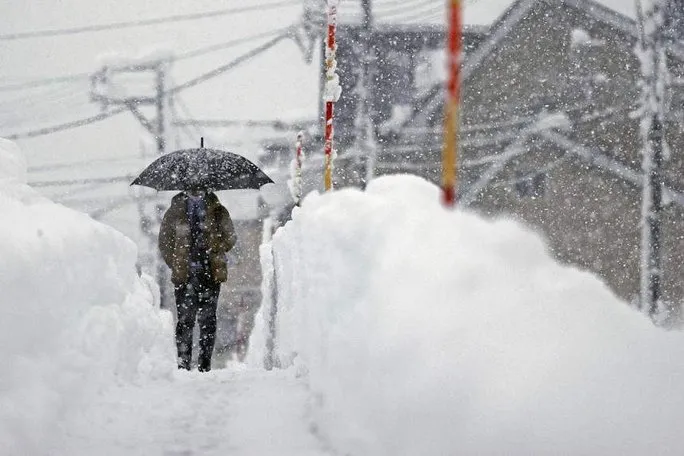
left=356, top=0, right=377, bottom=185
left=441, top=0, right=462, bottom=207
left=637, top=0, right=666, bottom=318
left=644, top=115, right=663, bottom=316
left=156, top=64, right=166, bottom=155
left=155, top=64, right=169, bottom=310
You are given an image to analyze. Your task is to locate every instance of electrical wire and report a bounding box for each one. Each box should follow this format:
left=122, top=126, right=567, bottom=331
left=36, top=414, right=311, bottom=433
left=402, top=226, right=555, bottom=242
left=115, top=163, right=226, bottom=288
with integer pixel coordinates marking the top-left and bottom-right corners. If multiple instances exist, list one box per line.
left=379, top=3, right=442, bottom=22
left=0, top=26, right=293, bottom=93
left=398, top=9, right=443, bottom=24
left=4, top=31, right=290, bottom=139
left=169, top=33, right=289, bottom=94
left=0, top=91, right=96, bottom=130
left=376, top=0, right=436, bottom=18
left=172, top=93, right=203, bottom=140
left=4, top=107, right=127, bottom=140
left=29, top=175, right=134, bottom=188
left=174, top=27, right=292, bottom=61
left=0, top=73, right=90, bottom=92
left=0, top=81, right=88, bottom=108
left=0, top=1, right=297, bottom=41
left=29, top=154, right=146, bottom=172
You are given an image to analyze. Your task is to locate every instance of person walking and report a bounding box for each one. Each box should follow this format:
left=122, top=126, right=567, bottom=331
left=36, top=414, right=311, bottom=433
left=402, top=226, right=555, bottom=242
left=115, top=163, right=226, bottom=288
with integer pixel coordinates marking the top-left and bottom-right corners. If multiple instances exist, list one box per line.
left=158, top=189, right=236, bottom=372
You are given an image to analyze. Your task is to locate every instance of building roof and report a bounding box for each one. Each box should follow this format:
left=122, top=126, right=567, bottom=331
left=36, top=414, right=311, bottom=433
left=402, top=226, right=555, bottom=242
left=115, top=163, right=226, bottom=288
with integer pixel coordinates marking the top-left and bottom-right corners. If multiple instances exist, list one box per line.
left=463, top=0, right=638, bottom=84
left=405, top=0, right=651, bottom=129
left=333, top=0, right=636, bottom=27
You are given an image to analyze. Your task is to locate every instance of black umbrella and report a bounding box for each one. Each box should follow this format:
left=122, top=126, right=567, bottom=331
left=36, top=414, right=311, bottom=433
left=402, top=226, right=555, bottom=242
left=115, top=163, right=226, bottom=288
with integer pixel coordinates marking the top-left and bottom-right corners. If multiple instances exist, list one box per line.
left=131, top=146, right=273, bottom=191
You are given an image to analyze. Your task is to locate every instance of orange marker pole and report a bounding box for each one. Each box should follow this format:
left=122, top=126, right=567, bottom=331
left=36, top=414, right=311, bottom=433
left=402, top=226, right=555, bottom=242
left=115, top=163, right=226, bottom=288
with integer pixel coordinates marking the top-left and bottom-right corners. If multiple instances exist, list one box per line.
left=441, top=0, right=462, bottom=207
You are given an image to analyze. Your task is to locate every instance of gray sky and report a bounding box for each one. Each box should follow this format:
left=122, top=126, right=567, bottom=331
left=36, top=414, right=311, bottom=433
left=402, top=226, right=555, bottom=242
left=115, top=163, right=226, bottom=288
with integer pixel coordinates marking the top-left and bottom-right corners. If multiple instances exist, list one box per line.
left=1, top=0, right=318, bottom=167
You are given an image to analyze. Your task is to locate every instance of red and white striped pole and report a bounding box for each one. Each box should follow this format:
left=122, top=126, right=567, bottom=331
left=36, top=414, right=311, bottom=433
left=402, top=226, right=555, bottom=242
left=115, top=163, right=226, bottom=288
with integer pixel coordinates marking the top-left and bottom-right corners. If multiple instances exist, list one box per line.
left=294, top=131, right=304, bottom=205
left=323, top=0, right=341, bottom=191
left=441, top=0, right=462, bottom=207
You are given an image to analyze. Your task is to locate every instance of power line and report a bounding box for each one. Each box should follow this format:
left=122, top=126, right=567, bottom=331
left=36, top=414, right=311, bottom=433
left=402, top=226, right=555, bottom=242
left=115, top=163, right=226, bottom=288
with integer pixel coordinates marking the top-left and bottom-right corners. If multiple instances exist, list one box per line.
left=0, top=1, right=296, bottom=41
left=376, top=0, right=435, bottom=17
left=4, top=33, right=291, bottom=140
left=379, top=2, right=441, bottom=22
left=170, top=33, right=290, bottom=94
left=0, top=85, right=89, bottom=120
left=0, top=26, right=293, bottom=93
left=174, top=27, right=292, bottom=61
left=173, top=119, right=309, bottom=130
left=90, top=194, right=160, bottom=220
left=4, top=107, right=127, bottom=140
left=29, top=155, right=145, bottom=172
left=400, top=9, right=443, bottom=24
left=29, top=175, right=134, bottom=188
left=0, top=73, right=89, bottom=92
left=171, top=93, right=203, bottom=140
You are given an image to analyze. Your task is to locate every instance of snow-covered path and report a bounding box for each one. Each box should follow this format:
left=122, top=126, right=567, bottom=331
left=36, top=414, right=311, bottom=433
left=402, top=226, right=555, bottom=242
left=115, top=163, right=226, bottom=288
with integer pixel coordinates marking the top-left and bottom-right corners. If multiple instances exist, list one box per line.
left=54, top=366, right=330, bottom=456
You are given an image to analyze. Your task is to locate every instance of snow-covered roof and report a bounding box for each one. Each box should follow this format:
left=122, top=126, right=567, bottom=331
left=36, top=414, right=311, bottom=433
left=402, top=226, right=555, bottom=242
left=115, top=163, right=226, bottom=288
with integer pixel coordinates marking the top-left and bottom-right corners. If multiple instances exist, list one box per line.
left=463, top=0, right=639, bottom=83
left=406, top=0, right=649, bottom=130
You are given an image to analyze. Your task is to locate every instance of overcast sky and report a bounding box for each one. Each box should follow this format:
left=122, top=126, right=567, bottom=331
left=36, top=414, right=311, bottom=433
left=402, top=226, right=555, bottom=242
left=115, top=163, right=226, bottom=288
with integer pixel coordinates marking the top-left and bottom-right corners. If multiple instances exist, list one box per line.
left=1, top=0, right=318, bottom=167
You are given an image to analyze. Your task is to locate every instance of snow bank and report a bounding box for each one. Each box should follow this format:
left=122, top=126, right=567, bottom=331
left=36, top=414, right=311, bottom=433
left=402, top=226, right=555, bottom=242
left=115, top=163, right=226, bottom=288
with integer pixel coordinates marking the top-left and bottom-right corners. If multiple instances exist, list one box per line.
left=254, top=174, right=684, bottom=455
left=0, top=139, right=175, bottom=454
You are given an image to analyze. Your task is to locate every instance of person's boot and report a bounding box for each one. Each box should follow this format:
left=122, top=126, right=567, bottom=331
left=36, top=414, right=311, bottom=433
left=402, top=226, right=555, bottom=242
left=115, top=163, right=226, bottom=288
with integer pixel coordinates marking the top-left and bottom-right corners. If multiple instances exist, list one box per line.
left=176, top=338, right=192, bottom=370
left=198, top=335, right=214, bottom=372
left=197, top=353, right=211, bottom=372
left=178, top=357, right=191, bottom=371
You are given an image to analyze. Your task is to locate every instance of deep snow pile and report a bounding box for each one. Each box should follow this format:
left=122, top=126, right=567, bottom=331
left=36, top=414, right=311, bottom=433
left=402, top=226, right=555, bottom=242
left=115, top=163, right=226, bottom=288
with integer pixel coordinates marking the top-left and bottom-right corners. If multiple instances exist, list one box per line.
left=0, top=138, right=175, bottom=455
left=253, top=174, right=684, bottom=455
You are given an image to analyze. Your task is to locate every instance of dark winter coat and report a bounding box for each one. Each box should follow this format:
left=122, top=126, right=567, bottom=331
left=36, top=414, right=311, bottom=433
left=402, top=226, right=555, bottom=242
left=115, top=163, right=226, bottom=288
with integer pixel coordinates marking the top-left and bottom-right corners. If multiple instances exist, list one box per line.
left=158, top=192, right=236, bottom=284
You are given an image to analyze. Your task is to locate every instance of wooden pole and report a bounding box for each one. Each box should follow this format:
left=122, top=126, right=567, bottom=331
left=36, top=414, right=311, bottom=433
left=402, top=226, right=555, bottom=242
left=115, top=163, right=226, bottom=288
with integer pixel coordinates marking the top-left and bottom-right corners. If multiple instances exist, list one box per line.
left=441, top=0, right=462, bottom=207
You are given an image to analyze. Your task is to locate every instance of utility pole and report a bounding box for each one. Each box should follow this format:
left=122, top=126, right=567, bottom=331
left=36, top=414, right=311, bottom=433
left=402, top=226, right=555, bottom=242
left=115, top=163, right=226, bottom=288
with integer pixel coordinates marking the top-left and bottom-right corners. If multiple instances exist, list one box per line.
left=354, top=0, right=377, bottom=186
left=91, top=58, right=172, bottom=309
left=155, top=65, right=167, bottom=156
left=636, top=0, right=670, bottom=321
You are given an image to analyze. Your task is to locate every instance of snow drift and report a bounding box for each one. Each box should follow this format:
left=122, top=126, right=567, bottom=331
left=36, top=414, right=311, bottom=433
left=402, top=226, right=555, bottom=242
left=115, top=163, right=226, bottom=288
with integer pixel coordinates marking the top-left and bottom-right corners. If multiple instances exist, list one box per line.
left=0, top=138, right=175, bottom=455
left=254, top=174, right=684, bottom=455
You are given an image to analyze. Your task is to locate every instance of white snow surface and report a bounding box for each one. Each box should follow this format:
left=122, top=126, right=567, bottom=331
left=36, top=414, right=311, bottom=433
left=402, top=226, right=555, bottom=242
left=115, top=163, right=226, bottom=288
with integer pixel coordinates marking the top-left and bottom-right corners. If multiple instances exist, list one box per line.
left=0, top=140, right=328, bottom=456
left=0, top=139, right=176, bottom=454
left=55, top=366, right=328, bottom=456
left=254, top=174, right=684, bottom=455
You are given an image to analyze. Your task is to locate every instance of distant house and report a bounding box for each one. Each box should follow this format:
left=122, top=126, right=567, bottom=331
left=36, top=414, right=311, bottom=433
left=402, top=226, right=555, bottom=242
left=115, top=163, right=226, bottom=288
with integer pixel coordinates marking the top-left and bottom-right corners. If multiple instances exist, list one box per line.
left=403, top=0, right=684, bottom=311
left=259, top=21, right=488, bottom=184
left=260, top=0, right=684, bottom=313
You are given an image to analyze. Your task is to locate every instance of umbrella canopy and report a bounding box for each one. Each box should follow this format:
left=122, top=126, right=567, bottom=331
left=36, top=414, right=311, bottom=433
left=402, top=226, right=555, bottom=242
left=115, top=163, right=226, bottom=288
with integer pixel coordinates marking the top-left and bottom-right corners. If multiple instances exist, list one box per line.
left=131, top=148, right=273, bottom=191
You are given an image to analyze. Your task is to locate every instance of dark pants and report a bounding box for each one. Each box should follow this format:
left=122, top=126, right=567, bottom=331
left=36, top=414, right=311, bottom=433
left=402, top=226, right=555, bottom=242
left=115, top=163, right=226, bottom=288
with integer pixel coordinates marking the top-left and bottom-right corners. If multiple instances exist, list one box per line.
left=174, top=276, right=221, bottom=372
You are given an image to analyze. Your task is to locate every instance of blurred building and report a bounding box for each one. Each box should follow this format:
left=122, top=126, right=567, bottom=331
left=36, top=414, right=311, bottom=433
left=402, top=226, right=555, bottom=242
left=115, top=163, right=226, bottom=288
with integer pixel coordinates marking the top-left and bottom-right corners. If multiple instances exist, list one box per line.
left=260, top=0, right=684, bottom=312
